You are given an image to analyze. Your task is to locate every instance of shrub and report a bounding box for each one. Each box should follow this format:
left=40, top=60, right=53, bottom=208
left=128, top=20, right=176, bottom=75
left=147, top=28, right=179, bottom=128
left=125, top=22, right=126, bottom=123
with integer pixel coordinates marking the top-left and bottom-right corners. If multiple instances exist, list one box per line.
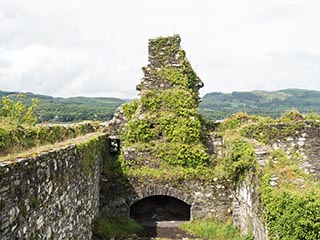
left=260, top=175, right=320, bottom=240
left=222, top=140, right=257, bottom=184
left=0, top=94, right=38, bottom=126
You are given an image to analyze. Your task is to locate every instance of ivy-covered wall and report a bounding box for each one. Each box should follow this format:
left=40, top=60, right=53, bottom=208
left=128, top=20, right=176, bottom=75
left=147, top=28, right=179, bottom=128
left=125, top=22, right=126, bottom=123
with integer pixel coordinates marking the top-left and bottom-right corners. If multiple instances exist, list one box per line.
left=216, top=113, right=320, bottom=240
left=120, top=34, right=209, bottom=170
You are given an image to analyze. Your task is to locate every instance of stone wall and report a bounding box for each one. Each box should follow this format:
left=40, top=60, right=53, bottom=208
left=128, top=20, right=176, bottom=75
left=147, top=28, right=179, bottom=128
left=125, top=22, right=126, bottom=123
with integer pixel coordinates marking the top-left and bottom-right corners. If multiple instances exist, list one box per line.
left=100, top=173, right=232, bottom=221
left=233, top=173, right=268, bottom=240
left=270, top=122, right=320, bottom=177
left=233, top=122, right=320, bottom=239
left=0, top=134, right=108, bottom=240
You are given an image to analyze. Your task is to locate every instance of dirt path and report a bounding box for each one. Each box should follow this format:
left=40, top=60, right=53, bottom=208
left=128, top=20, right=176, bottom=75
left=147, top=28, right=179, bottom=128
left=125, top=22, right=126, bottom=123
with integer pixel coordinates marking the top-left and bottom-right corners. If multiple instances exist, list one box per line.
left=137, top=221, right=199, bottom=239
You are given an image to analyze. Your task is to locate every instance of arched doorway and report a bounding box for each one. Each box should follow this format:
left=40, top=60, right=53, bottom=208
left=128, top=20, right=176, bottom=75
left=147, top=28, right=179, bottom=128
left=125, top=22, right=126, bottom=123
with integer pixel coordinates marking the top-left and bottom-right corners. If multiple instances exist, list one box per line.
left=130, top=195, right=191, bottom=222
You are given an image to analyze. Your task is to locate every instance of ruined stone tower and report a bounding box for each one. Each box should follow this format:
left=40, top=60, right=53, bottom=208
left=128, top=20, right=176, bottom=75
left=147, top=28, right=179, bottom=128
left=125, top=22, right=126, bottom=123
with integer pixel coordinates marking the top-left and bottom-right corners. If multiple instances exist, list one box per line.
left=137, top=34, right=203, bottom=96
left=101, top=35, right=231, bottom=222
left=119, top=34, right=209, bottom=169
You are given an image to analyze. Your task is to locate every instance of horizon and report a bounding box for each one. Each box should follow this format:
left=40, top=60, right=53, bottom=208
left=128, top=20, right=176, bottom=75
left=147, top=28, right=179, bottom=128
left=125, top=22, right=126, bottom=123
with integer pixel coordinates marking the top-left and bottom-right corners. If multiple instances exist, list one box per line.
left=0, top=87, right=318, bottom=100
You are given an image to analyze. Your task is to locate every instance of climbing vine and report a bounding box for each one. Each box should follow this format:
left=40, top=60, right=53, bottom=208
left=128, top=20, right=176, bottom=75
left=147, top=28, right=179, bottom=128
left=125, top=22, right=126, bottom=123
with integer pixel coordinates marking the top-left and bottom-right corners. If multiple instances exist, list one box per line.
left=120, top=35, right=208, bottom=170
left=218, top=139, right=257, bottom=185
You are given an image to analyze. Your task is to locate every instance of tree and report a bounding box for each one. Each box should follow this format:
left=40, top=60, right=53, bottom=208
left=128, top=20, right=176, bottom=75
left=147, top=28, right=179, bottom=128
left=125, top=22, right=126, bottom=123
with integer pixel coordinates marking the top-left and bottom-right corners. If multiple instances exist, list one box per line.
left=0, top=94, right=39, bottom=126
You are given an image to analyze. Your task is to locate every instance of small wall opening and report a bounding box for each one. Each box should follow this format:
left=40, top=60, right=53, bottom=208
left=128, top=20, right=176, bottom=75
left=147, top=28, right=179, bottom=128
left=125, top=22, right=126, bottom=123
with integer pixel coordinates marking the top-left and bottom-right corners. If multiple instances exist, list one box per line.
left=130, top=195, right=191, bottom=222
left=108, top=138, right=120, bottom=155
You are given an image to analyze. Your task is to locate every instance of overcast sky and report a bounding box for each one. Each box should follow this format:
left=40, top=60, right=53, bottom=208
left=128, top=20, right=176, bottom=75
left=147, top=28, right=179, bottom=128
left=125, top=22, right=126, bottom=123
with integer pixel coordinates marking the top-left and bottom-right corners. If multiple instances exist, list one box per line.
left=0, top=0, right=320, bottom=99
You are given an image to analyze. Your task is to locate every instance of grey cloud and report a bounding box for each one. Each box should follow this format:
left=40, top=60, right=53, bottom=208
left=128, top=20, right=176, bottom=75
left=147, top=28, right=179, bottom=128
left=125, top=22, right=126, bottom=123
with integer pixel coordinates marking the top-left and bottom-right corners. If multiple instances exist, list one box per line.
left=1, top=0, right=320, bottom=98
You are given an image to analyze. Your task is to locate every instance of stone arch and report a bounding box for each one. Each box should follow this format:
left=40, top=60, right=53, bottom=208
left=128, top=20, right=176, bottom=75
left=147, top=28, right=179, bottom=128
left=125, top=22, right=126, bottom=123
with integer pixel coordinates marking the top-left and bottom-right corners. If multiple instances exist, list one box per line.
left=126, top=184, right=195, bottom=207
left=124, top=184, right=196, bottom=222
left=130, top=195, right=191, bottom=222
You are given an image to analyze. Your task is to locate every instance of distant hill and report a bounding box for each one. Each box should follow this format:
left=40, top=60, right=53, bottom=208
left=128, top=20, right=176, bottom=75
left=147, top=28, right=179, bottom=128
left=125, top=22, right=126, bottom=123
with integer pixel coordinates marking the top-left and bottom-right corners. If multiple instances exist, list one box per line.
left=199, top=88, right=320, bottom=120
left=0, top=90, right=125, bottom=122
left=2, top=88, right=320, bottom=122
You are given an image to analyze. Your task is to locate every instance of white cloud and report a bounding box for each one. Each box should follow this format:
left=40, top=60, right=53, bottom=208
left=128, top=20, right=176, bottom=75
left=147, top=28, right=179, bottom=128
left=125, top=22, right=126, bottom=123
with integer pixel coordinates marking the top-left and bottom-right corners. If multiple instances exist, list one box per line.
left=0, top=0, right=320, bottom=98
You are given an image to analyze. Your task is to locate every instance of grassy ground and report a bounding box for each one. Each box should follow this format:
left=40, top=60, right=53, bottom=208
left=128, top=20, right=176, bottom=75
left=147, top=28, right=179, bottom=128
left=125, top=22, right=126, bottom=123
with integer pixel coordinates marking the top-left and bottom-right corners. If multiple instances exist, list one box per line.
left=181, top=219, right=253, bottom=240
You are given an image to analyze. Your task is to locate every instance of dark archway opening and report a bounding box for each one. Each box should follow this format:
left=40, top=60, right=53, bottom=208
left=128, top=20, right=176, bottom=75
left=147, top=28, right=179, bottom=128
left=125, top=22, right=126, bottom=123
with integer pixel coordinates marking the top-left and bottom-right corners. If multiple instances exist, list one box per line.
left=130, top=195, right=193, bottom=239
left=130, top=195, right=191, bottom=222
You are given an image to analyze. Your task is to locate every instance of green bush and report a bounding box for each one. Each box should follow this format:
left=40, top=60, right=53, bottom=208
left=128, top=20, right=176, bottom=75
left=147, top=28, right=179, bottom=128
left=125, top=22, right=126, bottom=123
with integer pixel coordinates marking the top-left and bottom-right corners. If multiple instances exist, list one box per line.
left=279, top=109, right=304, bottom=122
left=0, top=122, right=98, bottom=157
left=222, top=140, right=257, bottom=184
left=0, top=128, right=9, bottom=150
left=260, top=175, right=320, bottom=240
left=0, top=94, right=38, bottom=126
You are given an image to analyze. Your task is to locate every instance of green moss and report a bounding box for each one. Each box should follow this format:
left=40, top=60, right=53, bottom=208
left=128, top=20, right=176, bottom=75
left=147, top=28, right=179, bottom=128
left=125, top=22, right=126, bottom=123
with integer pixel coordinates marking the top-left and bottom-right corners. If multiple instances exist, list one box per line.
left=218, top=112, right=263, bottom=131
left=31, top=197, right=40, bottom=209
left=125, top=166, right=219, bottom=182
left=92, top=210, right=143, bottom=239
left=119, top=35, right=208, bottom=173
left=103, top=153, right=123, bottom=177
left=76, top=137, right=99, bottom=176
left=149, top=35, right=181, bottom=66
left=122, top=119, right=159, bottom=145
left=240, top=121, right=306, bottom=145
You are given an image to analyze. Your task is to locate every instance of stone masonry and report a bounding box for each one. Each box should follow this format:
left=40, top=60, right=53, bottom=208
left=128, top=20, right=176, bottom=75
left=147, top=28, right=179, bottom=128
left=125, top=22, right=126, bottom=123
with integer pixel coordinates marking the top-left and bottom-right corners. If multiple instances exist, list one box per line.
left=0, top=134, right=108, bottom=240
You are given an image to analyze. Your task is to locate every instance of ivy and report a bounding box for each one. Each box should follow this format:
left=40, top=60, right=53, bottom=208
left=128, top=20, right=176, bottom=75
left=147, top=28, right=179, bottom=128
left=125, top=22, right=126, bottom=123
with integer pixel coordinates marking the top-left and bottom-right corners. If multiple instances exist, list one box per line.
left=141, top=89, right=197, bottom=117
left=156, top=143, right=208, bottom=168
left=122, top=100, right=139, bottom=121
left=122, top=119, right=158, bottom=145
left=157, top=67, right=190, bottom=88
left=119, top=35, right=208, bottom=172
left=221, top=140, right=257, bottom=184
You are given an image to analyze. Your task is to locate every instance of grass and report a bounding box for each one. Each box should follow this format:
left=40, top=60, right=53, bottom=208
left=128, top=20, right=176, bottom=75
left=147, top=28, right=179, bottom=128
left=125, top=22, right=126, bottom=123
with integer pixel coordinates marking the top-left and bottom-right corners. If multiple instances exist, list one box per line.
left=0, top=132, right=104, bottom=163
left=92, top=211, right=143, bottom=238
left=181, top=219, right=253, bottom=240
left=125, top=166, right=218, bottom=182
